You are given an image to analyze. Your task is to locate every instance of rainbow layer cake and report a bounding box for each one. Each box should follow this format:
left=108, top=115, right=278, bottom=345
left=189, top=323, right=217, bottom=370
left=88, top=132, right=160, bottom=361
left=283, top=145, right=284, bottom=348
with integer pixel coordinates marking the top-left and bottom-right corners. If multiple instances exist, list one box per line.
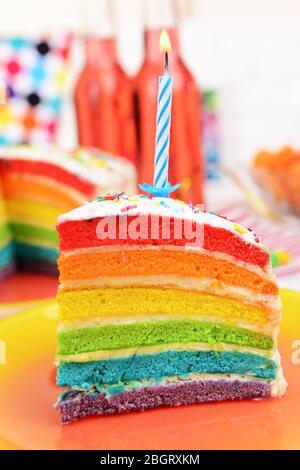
left=0, top=146, right=136, bottom=276
left=55, top=193, right=286, bottom=423
left=0, top=179, right=14, bottom=280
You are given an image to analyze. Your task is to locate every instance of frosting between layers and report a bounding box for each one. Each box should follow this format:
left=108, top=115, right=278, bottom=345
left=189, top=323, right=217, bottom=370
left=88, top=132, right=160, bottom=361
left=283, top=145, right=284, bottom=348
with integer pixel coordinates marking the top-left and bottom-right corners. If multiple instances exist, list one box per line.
left=57, top=313, right=277, bottom=336
left=56, top=341, right=277, bottom=363
left=62, top=372, right=280, bottom=398
left=59, top=275, right=280, bottom=311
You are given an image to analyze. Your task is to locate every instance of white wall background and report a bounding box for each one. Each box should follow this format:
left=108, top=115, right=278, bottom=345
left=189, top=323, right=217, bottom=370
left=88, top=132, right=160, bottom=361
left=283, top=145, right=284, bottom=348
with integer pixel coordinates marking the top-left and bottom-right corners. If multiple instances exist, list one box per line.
left=1, top=0, right=300, bottom=167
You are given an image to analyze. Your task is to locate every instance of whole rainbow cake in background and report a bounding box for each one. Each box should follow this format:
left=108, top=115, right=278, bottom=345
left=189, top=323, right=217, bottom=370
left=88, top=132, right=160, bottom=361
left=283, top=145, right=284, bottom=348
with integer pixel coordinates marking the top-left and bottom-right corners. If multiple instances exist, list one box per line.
left=0, top=146, right=136, bottom=278
left=55, top=193, right=286, bottom=423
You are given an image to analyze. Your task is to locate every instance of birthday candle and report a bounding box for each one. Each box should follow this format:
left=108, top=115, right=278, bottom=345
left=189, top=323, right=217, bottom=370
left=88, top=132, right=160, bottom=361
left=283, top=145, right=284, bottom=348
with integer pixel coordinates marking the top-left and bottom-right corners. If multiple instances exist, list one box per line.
left=153, top=30, right=173, bottom=188
left=139, top=29, right=179, bottom=198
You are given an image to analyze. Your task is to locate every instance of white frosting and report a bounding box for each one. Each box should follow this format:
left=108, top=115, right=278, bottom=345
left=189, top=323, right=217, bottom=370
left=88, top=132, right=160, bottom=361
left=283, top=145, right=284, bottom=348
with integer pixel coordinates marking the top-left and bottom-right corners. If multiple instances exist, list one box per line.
left=57, top=312, right=275, bottom=336
left=56, top=344, right=279, bottom=364
left=0, top=145, right=137, bottom=190
left=271, top=366, right=288, bottom=397
left=58, top=193, right=265, bottom=248
left=68, top=373, right=276, bottom=393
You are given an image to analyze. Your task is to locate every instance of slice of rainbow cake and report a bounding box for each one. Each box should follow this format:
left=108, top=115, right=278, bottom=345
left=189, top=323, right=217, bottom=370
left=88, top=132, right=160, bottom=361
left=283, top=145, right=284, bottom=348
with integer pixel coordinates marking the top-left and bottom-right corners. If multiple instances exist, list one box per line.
left=55, top=193, right=286, bottom=423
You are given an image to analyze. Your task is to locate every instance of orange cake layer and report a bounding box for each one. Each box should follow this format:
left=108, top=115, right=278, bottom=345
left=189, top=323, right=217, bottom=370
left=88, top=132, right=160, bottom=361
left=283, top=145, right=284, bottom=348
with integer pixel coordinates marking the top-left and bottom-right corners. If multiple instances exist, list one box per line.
left=58, top=249, right=278, bottom=296
left=2, top=173, right=81, bottom=210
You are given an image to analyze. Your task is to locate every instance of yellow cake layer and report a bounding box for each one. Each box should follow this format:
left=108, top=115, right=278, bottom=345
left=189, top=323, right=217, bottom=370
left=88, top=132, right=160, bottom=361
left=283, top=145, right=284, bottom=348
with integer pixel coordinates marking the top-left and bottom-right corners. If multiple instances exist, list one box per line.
left=5, top=199, right=62, bottom=228
left=0, top=203, right=7, bottom=223
left=57, top=286, right=275, bottom=328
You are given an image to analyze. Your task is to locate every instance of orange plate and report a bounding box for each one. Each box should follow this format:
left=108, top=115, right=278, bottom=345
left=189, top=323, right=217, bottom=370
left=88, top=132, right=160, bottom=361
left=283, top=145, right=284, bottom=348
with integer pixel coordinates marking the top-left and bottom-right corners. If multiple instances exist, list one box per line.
left=0, top=289, right=300, bottom=450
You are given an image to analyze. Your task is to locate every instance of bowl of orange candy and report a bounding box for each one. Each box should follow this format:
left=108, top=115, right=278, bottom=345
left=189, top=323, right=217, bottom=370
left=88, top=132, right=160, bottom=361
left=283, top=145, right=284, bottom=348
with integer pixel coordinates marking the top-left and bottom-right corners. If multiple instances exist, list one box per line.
left=253, top=146, right=300, bottom=216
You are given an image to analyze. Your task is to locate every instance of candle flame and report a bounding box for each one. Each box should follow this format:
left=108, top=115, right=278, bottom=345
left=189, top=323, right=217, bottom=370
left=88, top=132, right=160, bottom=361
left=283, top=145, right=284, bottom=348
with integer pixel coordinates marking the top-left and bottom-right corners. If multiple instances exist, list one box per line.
left=160, top=29, right=172, bottom=54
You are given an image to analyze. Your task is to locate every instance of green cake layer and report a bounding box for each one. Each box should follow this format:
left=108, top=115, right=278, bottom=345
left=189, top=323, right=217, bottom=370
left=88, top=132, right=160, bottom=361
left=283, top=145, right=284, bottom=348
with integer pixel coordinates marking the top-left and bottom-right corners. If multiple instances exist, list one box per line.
left=0, top=223, right=11, bottom=242
left=58, top=320, right=274, bottom=355
left=10, top=222, right=58, bottom=245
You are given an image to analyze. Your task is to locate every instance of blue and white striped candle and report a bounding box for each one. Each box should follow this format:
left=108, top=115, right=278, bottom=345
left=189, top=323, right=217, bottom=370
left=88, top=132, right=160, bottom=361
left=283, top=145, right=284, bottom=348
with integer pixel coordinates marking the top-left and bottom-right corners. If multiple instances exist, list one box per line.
left=153, top=72, right=173, bottom=188
left=153, top=29, right=173, bottom=188
left=139, top=30, right=180, bottom=198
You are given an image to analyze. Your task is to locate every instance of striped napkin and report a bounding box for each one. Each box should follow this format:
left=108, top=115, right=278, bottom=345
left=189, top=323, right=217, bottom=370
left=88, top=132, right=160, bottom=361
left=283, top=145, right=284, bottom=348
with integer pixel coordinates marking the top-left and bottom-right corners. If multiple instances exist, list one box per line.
left=221, top=204, right=300, bottom=278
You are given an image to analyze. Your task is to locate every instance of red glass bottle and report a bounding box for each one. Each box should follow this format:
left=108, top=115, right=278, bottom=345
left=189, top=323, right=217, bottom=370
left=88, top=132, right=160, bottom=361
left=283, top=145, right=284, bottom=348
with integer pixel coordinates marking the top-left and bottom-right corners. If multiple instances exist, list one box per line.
left=74, top=37, right=137, bottom=165
left=135, top=28, right=204, bottom=203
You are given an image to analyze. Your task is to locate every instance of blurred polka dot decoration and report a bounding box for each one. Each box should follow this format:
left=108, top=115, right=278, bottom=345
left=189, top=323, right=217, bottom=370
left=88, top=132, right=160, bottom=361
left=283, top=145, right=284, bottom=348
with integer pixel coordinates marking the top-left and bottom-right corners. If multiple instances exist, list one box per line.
left=0, top=35, right=72, bottom=145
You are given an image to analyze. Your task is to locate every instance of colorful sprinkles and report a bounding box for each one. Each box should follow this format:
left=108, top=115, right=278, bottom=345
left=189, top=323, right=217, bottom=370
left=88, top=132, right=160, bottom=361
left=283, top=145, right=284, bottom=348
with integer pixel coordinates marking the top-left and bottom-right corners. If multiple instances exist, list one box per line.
left=233, top=223, right=248, bottom=235
left=121, top=204, right=138, bottom=212
left=90, top=193, right=261, bottom=245
left=160, top=201, right=170, bottom=209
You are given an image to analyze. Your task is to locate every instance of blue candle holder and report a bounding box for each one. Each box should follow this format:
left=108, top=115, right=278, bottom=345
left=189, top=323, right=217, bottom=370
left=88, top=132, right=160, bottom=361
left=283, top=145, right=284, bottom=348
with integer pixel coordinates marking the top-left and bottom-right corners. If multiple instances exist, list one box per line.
left=139, top=182, right=180, bottom=198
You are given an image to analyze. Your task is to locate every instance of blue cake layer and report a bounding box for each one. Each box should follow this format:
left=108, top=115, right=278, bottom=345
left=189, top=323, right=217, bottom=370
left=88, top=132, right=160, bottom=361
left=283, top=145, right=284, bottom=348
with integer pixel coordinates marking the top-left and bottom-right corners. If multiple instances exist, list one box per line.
left=0, top=243, right=14, bottom=268
left=57, top=350, right=277, bottom=389
left=14, top=241, right=58, bottom=263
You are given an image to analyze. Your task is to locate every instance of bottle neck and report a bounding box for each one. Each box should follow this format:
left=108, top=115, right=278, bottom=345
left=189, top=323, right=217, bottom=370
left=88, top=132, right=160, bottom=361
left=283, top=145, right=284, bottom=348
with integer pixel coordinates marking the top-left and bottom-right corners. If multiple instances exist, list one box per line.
left=144, top=28, right=179, bottom=66
left=85, top=37, right=116, bottom=67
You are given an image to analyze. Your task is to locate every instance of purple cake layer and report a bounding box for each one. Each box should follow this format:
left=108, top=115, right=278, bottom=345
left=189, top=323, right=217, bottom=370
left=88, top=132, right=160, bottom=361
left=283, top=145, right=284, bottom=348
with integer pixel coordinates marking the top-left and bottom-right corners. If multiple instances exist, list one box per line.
left=56, top=379, right=272, bottom=424
left=0, top=262, right=16, bottom=281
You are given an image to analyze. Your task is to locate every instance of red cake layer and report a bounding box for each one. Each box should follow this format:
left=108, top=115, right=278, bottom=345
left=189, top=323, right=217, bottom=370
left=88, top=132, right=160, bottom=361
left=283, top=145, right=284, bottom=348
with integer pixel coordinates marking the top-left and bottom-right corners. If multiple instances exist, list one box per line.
left=58, top=215, right=269, bottom=268
left=0, top=159, right=95, bottom=197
